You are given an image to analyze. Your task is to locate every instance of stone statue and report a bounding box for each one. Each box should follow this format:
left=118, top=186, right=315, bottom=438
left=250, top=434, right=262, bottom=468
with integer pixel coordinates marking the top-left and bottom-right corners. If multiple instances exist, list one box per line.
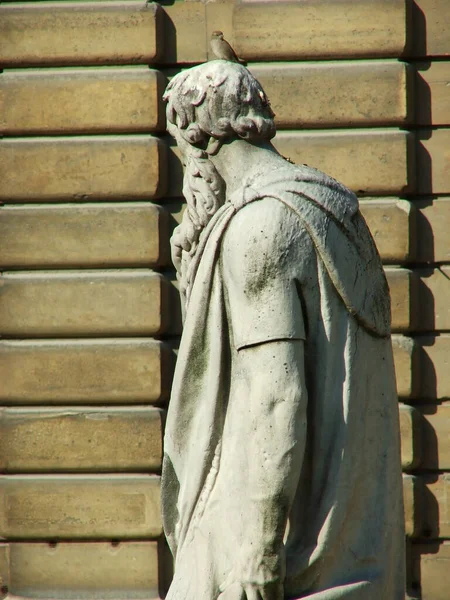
left=161, top=60, right=405, bottom=600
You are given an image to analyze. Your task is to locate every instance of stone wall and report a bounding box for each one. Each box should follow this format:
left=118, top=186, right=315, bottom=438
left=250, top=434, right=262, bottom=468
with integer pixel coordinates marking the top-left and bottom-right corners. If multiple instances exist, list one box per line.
left=0, top=0, right=448, bottom=597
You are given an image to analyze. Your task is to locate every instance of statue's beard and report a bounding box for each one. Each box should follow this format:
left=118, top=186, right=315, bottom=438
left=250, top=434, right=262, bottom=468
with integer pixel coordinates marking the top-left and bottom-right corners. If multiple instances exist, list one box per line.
left=171, top=153, right=225, bottom=308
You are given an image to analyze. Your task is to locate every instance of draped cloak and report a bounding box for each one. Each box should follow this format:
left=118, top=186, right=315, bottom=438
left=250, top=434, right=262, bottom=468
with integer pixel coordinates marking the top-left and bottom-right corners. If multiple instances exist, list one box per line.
left=161, top=164, right=405, bottom=599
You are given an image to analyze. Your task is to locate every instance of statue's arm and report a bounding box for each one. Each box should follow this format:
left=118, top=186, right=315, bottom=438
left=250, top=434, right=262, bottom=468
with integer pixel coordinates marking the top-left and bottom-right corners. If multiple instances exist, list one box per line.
left=236, top=339, right=307, bottom=588
left=221, top=198, right=309, bottom=593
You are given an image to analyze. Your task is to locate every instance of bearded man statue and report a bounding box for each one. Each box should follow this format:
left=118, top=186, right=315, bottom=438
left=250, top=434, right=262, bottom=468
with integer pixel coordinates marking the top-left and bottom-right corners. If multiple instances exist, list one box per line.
left=161, top=60, right=405, bottom=600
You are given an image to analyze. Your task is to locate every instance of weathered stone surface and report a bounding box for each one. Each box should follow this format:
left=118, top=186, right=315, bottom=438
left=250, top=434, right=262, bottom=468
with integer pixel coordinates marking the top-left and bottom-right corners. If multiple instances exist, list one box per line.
left=415, top=266, right=450, bottom=331
left=414, top=542, right=450, bottom=600
left=423, top=474, right=450, bottom=538
left=0, top=339, right=171, bottom=404
left=386, top=268, right=417, bottom=332
left=420, top=403, right=450, bottom=470
left=416, top=129, right=450, bottom=194
left=403, top=474, right=425, bottom=538
left=163, top=2, right=207, bottom=64
left=418, top=335, right=450, bottom=399
left=416, top=61, right=450, bottom=126
left=0, top=136, right=166, bottom=201
left=416, top=198, right=450, bottom=263
left=0, top=203, right=170, bottom=269
left=0, top=2, right=162, bottom=66
left=232, top=0, right=407, bottom=60
left=0, top=68, right=166, bottom=134
left=0, top=475, right=162, bottom=539
left=162, top=60, right=405, bottom=598
left=360, top=199, right=415, bottom=263
left=412, top=0, right=450, bottom=58
left=0, top=541, right=160, bottom=599
left=392, top=336, right=419, bottom=399
left=250, top=60, right=410, bottom=128
left=0, top=407, right=163, bottom=473
left=0, top=270, right=169, bottom=337
left=273, top=129, right=412, bottom=195
left=399, top=404, right=422, bottom=470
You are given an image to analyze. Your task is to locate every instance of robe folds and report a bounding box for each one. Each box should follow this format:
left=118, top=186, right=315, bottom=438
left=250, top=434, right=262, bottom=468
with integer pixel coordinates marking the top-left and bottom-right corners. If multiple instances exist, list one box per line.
left=162, top=164, right=405, bottom=599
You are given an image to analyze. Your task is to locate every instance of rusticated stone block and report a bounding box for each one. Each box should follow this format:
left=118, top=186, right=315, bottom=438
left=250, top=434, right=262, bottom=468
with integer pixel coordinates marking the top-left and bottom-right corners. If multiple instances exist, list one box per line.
left=273, top=129, right=413, bottom=195
left=250, top=60, right=410, bottom=128
left=416, top=61, right=450, bottom=126
left=360, top=199, right=415, bottom=263
left=417, top=129, right=450, bottom=194
left=0, top=339, right=171, bottom=404
left=0, top=136, right=166, bottom=201
left=0, top=203, right=170, bottom=269
left=422, top=474, right=450, bottom=538
left=0, top=270, right=170, bottom=337
left=232, top=0, right=408, bottom=60
left=415, top=266, right=450, bottom=332
left=415, top=197, right=450, bottom=263
left=385, top=268, right=418, bottom=332
left=411, top=0, right=450, bottom=58
left=399, top=404, right=422, bottom=470
left=0, top=407, right=163, bottom=473
left=0, top=541, right=160, bottom=599
left=418, top=335, right=450, bottom=399
left=420, top=403, right=450, bottom=470
left=403, top=474, right=425, bottom=538
left=0, top=475, right=162, bottom=539
left=392, top=336, right=419, bottom=399
left=413, top=542, right=450, bottom=600
left=0, top=2, right=162, bottom=66
left=0, top=68, right=166, bottom=134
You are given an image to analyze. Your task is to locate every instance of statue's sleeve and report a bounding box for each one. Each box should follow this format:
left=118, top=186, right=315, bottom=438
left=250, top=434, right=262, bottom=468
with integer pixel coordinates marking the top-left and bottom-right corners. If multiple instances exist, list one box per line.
left=221, top=197, right=306, bottom=350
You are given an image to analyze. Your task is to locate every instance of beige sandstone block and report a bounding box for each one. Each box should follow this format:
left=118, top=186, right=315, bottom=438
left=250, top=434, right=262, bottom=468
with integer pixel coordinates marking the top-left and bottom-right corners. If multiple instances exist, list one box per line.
left=416, top=198, right=450, bottom=263
left=417, top=129, right=450, bottom=194
left=232, top=0, right=407, bottom=60
left=360, top=199, right=414, bottom=263
left=0, top=2, right=162, bottom=66
left=416, top=61, right=450, bottom=126
left=0, top=475, right=162, bottom=539
left=0, top=270, right=169, bottom=337
left=250, top=60, right=410, bottom=128
left=423, top=474, right=450, bottom=538
left=420, top=403, right=450, bottom=470
left=0, top=136, right=166, bottom=201
left=0, top=68, right=166, bottom=134
left=403, top=474, right=425, bottom=538
left=0, top=541, right=160, bottom=599
left=415, top=542, right=450, bottom=600
left=415, top=266, right=450, bottom=331
left=385, top=268, right=417, bottom=333
left=0, top=339, right=171, bottom=404
left=399, top=404, right=422, bottom=471
left=417, top=335, right=450, bottom=400
left=392, top=336, right=419, bottom=399
left=163, top=2, right=207, bottom=64
left=273, top=129, right=413, bottom=195
left=412, top=0, right=450, bottom=58
left=0, top=407, right=163, bottom=473
left=0, top=203, right=170, bottom=269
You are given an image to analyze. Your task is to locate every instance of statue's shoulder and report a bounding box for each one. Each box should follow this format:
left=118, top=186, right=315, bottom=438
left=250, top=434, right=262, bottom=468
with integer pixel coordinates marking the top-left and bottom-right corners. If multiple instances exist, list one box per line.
left=288, top=163, right=359, bottom=221
left=238, top=162, right=359, bottom=225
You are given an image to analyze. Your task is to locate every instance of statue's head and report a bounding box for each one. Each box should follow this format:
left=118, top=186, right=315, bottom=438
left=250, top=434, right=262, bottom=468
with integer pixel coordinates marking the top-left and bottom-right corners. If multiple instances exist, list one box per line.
left=164, top=61, right=275, bottom=306
left=163, top=60, right=276, bottom=157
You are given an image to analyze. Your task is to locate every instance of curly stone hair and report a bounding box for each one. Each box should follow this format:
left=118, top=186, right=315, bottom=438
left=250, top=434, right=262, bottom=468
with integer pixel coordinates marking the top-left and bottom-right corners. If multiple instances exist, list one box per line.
left=163, top=60, right=276, bottom=151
